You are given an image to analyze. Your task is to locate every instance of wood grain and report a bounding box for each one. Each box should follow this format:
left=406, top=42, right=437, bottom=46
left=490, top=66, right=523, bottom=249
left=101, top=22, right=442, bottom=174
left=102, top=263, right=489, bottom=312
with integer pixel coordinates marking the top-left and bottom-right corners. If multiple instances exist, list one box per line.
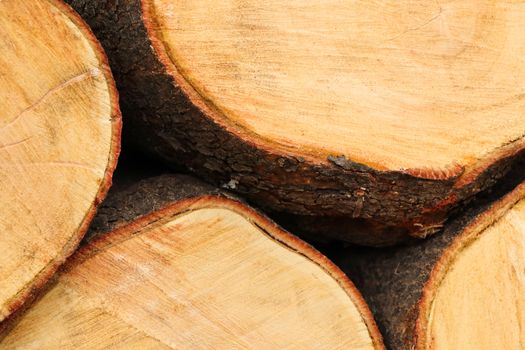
left=0, top=0, right=120, bottom=326
left=1, top=196, right=384, bottom=350
left=424, top=199, right=525, bottom=350
left=148, top=0, right=525, bottom=172
left=65, top=0, right=525, bottom=244
left=330, top=168, right=525, bottom=350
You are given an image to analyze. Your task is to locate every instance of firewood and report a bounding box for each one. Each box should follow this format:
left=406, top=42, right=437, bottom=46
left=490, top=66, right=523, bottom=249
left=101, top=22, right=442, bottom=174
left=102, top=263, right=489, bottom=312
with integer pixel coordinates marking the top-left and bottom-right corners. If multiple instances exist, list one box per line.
left=0, top=175, right=384, bottom=349
left=329, top=169, right=525, bottom=350
left=0, top=0, right=120, bottom=327
left=64, top=0, right=525, bottom=245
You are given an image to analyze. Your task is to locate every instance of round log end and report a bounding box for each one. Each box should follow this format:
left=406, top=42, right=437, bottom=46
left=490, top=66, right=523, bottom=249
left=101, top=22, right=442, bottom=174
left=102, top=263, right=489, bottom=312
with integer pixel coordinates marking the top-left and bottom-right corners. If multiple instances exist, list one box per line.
left=0, top=0, right=121, bottom=324
left=1, top=194, right=384, bottom=350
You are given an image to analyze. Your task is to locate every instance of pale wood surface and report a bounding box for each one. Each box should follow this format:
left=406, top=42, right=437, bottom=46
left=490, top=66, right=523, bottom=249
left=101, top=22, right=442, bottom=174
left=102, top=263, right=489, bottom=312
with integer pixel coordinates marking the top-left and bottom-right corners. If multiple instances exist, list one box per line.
left=1, top=200, right=379, bottom=349
left=425, top=198, right=525, bottom=350
left=0, top=0, right=118, bottom=322
left=146, top=0, right=525, bottom=172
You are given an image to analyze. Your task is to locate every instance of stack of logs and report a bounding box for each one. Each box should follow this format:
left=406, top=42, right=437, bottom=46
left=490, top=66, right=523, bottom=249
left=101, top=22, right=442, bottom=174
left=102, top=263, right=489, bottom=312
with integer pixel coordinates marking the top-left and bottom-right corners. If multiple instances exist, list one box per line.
left=1, top=1, right=525, bottom=349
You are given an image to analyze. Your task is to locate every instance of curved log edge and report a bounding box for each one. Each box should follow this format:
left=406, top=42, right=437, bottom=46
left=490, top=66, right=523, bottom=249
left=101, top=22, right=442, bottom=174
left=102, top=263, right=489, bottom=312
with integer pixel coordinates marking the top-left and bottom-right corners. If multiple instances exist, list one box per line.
left=0, top=0, right=121, bottom=330
left=327, top=160, right=525, bottom=350
left=64, top=0, right=525, bottom=245
left=1, top=175, right=385, bottom=350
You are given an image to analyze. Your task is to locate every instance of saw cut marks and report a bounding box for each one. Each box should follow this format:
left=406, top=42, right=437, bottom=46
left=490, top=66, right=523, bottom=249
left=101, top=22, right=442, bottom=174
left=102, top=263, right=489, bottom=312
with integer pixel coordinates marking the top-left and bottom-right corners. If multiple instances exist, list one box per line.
left=63, top=0, right=525, bottom=244
left=0, top=0, right=120, bottom=323
left=422, top=198, right=525, bottom=350
left=146, top=0, right=525, bottom=172
left=330, top=173, right=525, bottom=350
left=1, top=197, right=383, bottom=350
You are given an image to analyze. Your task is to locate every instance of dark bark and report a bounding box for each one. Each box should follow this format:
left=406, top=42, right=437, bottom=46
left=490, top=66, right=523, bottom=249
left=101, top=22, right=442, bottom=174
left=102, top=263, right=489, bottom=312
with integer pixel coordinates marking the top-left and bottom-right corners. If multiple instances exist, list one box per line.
left=65, top=0, right=524, bottom=245
left=87, top=173, right=230, bottom=241
left=1, top=174, right=228, bottom=337
left=3, top=173, right=386, bottom=350
left=274, top=214, right=412, bottom=247
left=327, top=216, right=475, bottom=350
left=323, top=158, right=525, bottom=350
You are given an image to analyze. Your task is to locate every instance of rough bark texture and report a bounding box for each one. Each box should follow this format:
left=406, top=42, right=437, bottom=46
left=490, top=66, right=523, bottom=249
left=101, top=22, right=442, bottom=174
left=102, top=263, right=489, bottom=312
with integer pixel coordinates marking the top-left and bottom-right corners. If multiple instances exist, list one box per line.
left=65, top=0, right=524, bottom=245
left=323, top=157, right=525, bottom=350
left=0, top=174, right=230, bottom=340
left=86, top=173, right=386, bottom=350
left=87, top=173, right=230, bottom=241
left=2, top=173, right=386, bottom=350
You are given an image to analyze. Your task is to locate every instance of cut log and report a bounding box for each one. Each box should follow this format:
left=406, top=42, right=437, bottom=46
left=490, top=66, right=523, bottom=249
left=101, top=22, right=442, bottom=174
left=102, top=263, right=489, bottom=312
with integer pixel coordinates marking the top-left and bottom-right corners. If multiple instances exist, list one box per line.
left=0, top=175, right=385, bottom=350
left=328, top=169, right=525, bottom=350
left=65, top=0, right=525, bottom=245
left=0, top=0, right=120, bottom=328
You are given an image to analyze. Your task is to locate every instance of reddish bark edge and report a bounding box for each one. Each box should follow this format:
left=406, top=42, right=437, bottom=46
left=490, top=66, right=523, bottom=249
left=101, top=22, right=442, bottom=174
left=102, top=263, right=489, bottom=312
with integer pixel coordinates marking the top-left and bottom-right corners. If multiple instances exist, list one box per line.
left=0, top=0, right=122, bottom=332
left=414, top=179, right=525, bottom=349
left=140, top=0, right=525, bottom=244
left=64, top=0, right=525, bottom=245
left=140, top=0, right=525, bottom=181
left=63, top=195, right=385, bottom=350
left=323, top=159, right=525, bottom=350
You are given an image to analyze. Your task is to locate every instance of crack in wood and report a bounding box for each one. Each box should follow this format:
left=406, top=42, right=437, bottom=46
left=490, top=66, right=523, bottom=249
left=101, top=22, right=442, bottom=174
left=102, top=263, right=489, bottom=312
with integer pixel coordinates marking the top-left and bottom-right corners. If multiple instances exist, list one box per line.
left=0, top=161, right=98, bottom=172
left=1, top=68, right=99, bottom=131
left=385, top=1, right=443, bottom=42
left=0, top=137, right=32, bottom=151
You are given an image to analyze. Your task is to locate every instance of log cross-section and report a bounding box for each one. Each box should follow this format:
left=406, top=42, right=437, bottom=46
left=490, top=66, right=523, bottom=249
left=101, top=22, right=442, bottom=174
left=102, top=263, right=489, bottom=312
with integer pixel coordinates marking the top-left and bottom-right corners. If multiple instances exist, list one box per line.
left=0, top=175, right=385, bottom=350
left=0, top=0, right=121, bottom=326
left=331, top=174, right=525, bottom=350
left=65, top=0, right=525, bottom=245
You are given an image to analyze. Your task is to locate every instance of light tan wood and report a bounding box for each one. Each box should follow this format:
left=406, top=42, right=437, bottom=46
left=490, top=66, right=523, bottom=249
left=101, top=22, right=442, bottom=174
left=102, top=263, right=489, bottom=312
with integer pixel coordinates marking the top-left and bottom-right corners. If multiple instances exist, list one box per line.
left=425, top=199, right=525, bottom=350
left=0, top=0, right=119, bottom=322
left=146, top=0, right=525, bottom=172
left=1, top=199, right=380, bottom=350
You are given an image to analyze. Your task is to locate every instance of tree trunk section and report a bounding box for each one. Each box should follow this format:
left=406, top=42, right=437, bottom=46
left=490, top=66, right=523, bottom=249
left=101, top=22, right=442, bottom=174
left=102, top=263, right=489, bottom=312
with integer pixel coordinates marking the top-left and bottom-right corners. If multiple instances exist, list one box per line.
left=327, top=162, right=525, bottom=350
left=1, top=174, right=385, bottom=350
left=64, top=0, right=525, bottom=246
left=0, top=0, right=121, bottom=329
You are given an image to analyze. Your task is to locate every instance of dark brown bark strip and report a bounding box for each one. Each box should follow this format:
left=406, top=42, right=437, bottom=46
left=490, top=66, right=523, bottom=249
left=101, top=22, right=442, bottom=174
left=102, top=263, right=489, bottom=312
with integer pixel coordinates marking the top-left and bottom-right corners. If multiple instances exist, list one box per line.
left=324, top=158, right=525, bottom=350
left=65, top=0, right=525, bottom=245
left=87, top=173, right=225, bottom=240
